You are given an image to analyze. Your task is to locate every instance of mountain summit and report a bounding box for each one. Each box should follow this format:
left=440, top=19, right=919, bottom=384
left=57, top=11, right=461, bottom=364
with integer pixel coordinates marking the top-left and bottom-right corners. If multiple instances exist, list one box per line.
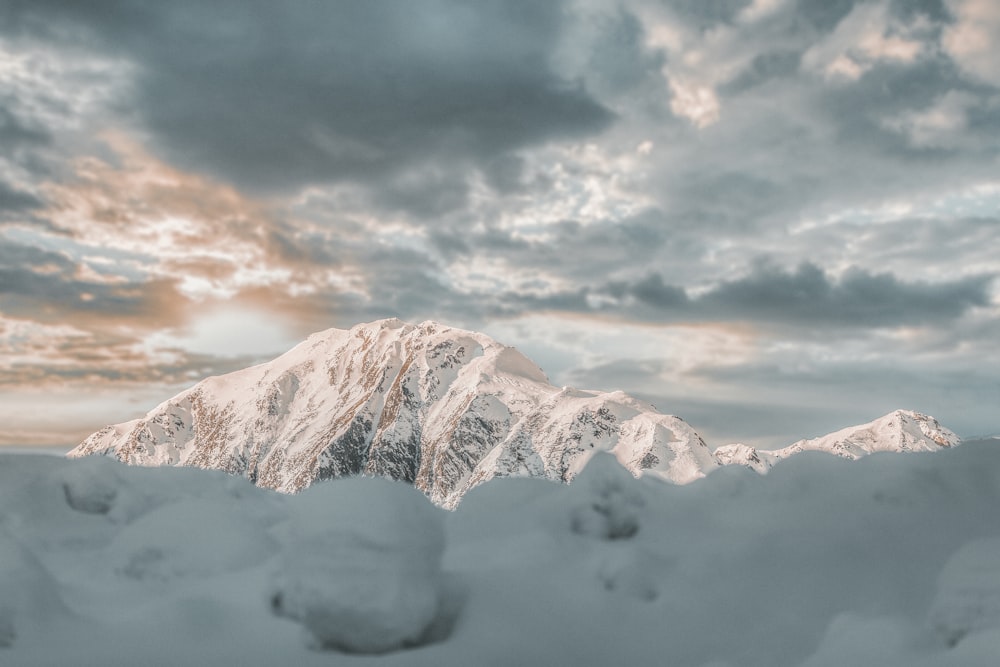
left=713, top=409, right=960, bottom=473
left=70, top=319, right=961, bottom=506
left=70, top=319, right=716, bottom=506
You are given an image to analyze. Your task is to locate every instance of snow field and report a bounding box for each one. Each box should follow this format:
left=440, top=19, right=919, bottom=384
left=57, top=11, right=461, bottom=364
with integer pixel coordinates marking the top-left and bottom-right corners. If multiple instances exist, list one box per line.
left=0, top=439, right=999, bottom=665
left=268, top=477, right=449, bottom=653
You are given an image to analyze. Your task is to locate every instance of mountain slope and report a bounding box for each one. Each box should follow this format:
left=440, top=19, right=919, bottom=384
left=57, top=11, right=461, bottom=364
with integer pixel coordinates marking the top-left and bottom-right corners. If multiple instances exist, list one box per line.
left=70, top=319, right=715, bottom=507
left=712, top=409, right=961, bottom=473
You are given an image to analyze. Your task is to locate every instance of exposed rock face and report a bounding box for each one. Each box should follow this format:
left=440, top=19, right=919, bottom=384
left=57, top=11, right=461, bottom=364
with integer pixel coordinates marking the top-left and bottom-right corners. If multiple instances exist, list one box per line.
left=71, top=319, right=715, bottom=507
left=70, top=319, right=962, bottom=506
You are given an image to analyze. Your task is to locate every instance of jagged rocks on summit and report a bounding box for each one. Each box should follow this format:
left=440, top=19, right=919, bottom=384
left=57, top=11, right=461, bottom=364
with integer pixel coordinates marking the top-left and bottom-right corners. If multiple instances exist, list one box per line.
left=70, top=319, right=716, bottom=507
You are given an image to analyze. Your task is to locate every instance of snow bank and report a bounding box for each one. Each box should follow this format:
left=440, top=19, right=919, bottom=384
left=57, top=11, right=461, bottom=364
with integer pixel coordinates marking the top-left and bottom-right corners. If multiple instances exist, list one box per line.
left=2, top=438, right=1000, bottom=665
left=568, top=452, right=646, bottom=540
left=269, top=477, right=449, bottom=653
left=0, top=528, right=67, bottom=648
left=59, top=456, right=121, bottom=515
left=110, top=498, right=278, bottom=580
left=928, top=538, right=1000, bottom=647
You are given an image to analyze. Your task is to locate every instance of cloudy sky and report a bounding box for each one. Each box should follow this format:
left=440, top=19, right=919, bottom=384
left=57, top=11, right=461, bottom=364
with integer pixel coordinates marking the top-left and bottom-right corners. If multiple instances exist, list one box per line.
left=1, top=0, right=998, bottom=449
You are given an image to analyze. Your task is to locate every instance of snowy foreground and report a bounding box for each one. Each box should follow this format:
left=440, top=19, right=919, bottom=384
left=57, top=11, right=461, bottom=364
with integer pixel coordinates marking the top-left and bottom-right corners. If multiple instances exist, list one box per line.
left=3, top=441, right=1000, bottom=666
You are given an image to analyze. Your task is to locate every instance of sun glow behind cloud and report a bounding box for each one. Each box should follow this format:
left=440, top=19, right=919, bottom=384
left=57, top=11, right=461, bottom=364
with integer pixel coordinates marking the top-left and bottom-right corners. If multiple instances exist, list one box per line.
left=1, top=0, right=998, bottom=446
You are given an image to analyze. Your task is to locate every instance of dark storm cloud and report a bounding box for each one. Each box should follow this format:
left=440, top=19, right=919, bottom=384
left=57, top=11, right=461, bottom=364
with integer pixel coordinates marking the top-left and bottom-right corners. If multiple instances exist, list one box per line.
left=0, top=180, right=40, bottom=212
left=700, top=262, right=993, bottom=326
left=813, top=60, right=971, bottom=155
left=0, top=106, right=51, bottom=150
left=720, top=50, right=803, bottom=95
left=668, top=171, right=788, bottom=232
left=792, top=0, right=858, bottom=31
left=578, top=8, right=666, bottom=99
left=623, top=262, right=994, bottom=327
left=428, top=210, right=682, bottom=282
left=483, top=261, right=993, bottom=329
left=0, top=237, right=181, bottom=321
left=5, top=0, right=612, bottom=192
left=481, top=155, right=529, bottom=195
left=624, top=273, right=689, bottom=308
left=373, top=168, right=472, bottom=219
left=0, top=105, right=48, bottom=212
left=889, top=0, right=949, bottom=23
left=665, top=0, right=754, bottom=28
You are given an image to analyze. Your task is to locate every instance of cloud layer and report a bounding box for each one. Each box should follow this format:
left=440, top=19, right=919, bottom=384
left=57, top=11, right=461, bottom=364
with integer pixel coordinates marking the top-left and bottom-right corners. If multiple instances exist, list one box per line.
left=1, top=0, right=998, bottom=446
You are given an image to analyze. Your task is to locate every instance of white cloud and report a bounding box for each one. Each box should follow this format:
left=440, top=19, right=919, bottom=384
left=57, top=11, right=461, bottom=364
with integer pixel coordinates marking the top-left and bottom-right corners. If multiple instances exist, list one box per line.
left=738, top=0, right=791, bottom=24
left=668, top=78, right=721, bottom=128
left=943, top=0, right=1000, bottom=87
left=144, top=307, right=299, bottom=359
left=801, top=1, right=928, bottom=82
left=882, top=90, right=979, bottom=149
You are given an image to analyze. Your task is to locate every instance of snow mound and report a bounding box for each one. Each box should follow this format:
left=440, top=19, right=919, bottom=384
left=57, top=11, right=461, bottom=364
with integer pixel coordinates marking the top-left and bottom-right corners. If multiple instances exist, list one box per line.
left=0, top=529, right=68, bottom=647
left=269, top=477, right=450, bottom=653
left=569, top=452, right=646, bottom=540
left=110, top=499, right=278, bottom=581
left=928, top=538, right=1000, bottom=647
left=57, top=456, right=123, bottom=515
left=595, top=547, right=670, bottom=602
left=3, top=434, right=999, bottom=665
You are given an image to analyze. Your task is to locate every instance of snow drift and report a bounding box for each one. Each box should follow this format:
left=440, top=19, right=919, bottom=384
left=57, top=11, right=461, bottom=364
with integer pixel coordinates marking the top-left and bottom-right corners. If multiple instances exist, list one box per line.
left=3, top=437, right=1000, bottom=665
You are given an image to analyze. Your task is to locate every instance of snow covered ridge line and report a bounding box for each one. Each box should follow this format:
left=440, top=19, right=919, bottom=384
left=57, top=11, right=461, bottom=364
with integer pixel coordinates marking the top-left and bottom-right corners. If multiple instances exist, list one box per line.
left=69, top=318, right=716, bottom=506
left=713, top=409, right=961, bottom=474
left=69, top=318, right=960, bottom=505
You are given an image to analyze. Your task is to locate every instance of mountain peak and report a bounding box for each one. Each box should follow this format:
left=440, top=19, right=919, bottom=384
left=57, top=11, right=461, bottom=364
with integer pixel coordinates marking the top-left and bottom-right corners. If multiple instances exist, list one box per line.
left=69, top=319, right=963, bottom=505
left=714, top=409, right=961, bottom=474
left=70, top=318, right=712, bottom=506
left=787, top=409, right=960, bottom=457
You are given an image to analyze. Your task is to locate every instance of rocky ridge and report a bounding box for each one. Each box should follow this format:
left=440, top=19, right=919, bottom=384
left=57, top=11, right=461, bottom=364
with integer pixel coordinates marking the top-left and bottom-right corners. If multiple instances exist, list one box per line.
left=71, top=319, right=962, bottom=506
left=71, top=319, right=716, bottom=507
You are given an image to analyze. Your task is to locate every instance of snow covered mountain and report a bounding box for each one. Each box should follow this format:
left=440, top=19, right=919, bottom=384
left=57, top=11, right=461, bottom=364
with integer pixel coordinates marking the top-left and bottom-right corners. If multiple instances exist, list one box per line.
left=712, top=409, right=961, bottom=473
left=70, top=319, right=962, bottom=506
left=70, top=319, right=716, bottom=507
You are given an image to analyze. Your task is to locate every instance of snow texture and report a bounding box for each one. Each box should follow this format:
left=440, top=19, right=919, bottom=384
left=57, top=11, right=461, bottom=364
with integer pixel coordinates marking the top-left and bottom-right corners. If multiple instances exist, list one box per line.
left=713, top=409, right=960, bottom=474
left=928, top=538, right=1000, bottom=647
left=268, top=477, right=447, bottom=653
left=69, top=319, right=715, bottom=507
left=2, top=436, right=1000, bottom=665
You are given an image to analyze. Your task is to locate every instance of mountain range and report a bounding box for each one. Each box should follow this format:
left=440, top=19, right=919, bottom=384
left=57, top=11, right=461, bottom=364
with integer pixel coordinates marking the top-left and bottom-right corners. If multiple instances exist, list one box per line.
left=69, top=319, right=960, bottom=506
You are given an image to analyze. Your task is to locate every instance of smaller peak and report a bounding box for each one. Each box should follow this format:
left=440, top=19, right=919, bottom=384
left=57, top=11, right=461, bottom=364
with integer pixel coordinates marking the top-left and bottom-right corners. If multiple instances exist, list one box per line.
left=882, top=409, right=934, bottom=424
left=304, top=319, right=410, bottom=343
left=375, top=317, right=407, bottom=329
left=413, top=320, right=454, bottom=337
left=343, top=318, right=412, bottom=336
